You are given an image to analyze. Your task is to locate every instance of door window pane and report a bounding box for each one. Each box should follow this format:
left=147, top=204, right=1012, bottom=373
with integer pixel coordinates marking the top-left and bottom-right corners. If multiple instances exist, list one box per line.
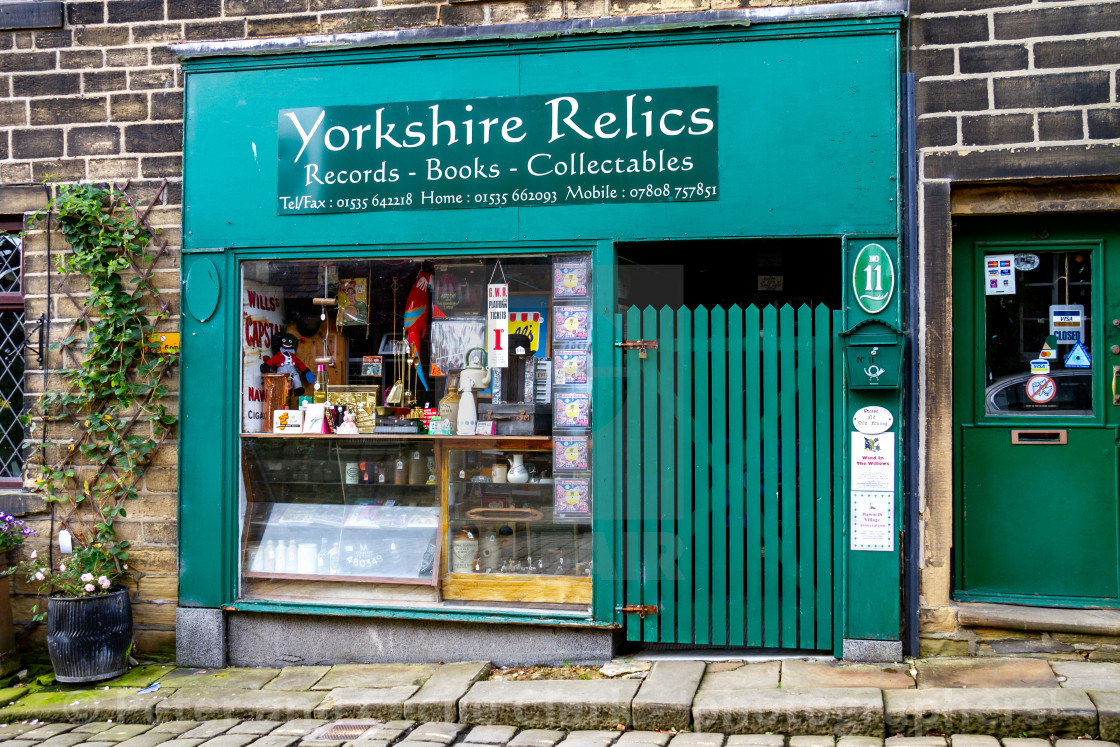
left=984, top=250, right=1093, bottom=416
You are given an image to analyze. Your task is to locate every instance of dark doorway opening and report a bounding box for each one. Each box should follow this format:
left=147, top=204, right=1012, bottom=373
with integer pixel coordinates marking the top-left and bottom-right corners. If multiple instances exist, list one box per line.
left=616, top=238, right=842, bottom=311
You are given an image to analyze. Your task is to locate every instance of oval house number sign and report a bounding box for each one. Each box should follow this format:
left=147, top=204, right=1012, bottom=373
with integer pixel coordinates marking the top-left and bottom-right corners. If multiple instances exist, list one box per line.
left=852, top=243, right=895, bottom=315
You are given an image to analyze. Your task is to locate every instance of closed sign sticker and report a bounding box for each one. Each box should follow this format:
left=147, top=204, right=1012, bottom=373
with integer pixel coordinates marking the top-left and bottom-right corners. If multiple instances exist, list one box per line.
left=1050, top=304, right=1084, bottom=345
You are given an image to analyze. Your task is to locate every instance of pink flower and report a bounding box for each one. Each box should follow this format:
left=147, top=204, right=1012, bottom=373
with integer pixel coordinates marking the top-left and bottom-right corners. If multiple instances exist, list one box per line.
left=83, top=584, right=95, bottom=592
left=59, top=563, right=65, bottom=572
left=80, top=573, right=94, bottom=583
left=33, top=571, right=44, bottom=581
left=30, top=550, right=36, bottom=559
left=97, top=576, right=110, bottom=589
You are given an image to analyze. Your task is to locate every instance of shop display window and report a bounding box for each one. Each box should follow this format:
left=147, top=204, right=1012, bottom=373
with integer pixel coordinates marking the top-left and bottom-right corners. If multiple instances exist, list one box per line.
left=238, top=255, right=592, bottom=613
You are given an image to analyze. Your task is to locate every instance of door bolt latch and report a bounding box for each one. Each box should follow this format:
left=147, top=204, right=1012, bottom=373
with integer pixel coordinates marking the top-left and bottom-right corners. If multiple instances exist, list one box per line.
left=616, top=604, right=659, bottom=618
left=615, top=340, right=659, bottom=359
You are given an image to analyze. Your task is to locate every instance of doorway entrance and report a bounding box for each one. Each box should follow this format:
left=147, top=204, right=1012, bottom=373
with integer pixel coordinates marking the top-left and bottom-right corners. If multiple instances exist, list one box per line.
left=613, top=239, right=843, bottom=649
left=954, top=215, right=1120, bottom=606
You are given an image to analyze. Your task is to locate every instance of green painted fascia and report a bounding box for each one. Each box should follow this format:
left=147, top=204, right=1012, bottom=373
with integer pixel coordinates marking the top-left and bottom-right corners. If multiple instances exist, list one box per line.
left=178, top=17, right=903, bottom=74
left=227, top=599, right=618, bottom=627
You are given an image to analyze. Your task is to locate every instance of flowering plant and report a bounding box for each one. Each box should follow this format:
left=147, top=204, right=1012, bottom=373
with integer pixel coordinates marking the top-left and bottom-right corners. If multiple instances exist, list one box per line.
left=0, top=514, right=36, bottom=554
left=6, top=543, right=124, bottom=621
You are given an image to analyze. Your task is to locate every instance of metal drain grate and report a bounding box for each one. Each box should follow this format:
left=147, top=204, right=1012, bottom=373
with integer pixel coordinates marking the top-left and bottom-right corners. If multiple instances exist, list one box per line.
left=319, top=723, right=381, bottom=740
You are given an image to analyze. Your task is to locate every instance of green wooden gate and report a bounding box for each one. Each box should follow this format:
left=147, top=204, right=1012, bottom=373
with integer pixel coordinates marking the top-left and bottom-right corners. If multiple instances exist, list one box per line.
left=616, top=304, right=842, bottom=648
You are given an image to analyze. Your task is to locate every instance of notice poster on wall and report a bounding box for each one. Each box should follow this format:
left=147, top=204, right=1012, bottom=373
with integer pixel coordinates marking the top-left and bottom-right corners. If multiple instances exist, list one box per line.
left=851, top=491, right=895, bottom=552
left=242, top=281, right=286, bottom=433
left=850, top=431, right=895, bottom=552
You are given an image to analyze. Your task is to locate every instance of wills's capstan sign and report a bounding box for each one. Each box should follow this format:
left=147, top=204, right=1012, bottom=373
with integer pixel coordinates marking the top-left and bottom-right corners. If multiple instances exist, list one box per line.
left=277, top=87, right=719, bottom=214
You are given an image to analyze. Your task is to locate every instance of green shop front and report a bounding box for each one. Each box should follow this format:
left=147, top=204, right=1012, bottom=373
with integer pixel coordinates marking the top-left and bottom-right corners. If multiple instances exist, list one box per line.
left=174, top=8, right=907, bottom=665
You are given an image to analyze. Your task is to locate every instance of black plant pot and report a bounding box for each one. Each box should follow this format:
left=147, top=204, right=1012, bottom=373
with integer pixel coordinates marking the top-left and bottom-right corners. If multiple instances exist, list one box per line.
left=46, top=588, right=133, bottom=683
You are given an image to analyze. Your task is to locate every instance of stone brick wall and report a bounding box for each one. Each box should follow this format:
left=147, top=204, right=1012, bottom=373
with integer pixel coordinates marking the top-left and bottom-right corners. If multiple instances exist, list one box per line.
left=0, top=0, right=843, bottom=657
left=912, top=0, right=1120, bottom=658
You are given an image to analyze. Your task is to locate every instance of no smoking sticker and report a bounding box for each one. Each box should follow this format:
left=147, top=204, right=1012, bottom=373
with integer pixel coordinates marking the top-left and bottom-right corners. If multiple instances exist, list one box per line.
left=1025, top=374, right=1056, bottom=404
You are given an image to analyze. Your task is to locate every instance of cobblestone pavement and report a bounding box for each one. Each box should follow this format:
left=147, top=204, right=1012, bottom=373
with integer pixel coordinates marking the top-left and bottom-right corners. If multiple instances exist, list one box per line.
left=0, top=719, right=1116, bottom=747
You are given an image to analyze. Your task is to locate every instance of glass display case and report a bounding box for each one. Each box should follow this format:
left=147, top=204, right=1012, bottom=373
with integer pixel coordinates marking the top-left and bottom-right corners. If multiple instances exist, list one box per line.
left=241, top=436, right=440, bottom=585
left=442, top=442, right=592, bottom=606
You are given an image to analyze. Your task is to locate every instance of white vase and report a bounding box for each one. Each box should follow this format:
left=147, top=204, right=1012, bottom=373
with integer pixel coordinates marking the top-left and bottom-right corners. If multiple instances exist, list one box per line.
left=457, top=388, right=477, bottom=435
left=507, top=454, right=529, bottom=484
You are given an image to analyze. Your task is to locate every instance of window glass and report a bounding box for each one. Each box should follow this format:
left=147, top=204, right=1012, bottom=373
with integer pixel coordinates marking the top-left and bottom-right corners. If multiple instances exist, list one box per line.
left=984, top=250, right=1092, bottom=416
left=238, top=254, right=592, bottom=613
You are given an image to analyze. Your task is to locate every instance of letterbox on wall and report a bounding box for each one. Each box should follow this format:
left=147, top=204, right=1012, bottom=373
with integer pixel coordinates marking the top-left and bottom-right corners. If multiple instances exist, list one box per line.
left=842, top=326, right=905, bottom=390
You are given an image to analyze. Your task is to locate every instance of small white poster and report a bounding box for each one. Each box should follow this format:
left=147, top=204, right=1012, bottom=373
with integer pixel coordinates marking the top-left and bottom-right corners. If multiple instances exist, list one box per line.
left=851, top=431, right=895, bottom=492
left=487, top=283, right=509, bottom=368
left=984, top=254, right=1016, bottom=296
left=851, top=491, right=895, bottom=552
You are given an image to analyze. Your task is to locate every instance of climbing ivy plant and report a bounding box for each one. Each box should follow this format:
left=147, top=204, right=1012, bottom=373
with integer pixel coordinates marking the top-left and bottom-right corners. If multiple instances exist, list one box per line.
left=24, top=182, right=178, bottom=579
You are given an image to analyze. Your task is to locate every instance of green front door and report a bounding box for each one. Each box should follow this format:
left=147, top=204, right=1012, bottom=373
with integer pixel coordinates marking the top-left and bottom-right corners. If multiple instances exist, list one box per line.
left=955, top=216, right=1120, bottom=606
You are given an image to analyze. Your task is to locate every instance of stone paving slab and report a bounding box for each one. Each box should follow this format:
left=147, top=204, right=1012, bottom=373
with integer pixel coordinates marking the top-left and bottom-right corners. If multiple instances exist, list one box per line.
left=248, top=738, right=300, bottom=747
left=156, top=688, right=326, bottom=721
left=725, top=736, right=783, bottom=747
left=885, top=740, right=945, bottom=747
left=113, top=735, right=171, bottom=747
left=408, top=722, right=466, bottom=744
left=617, top=732, right=670, bottom=746
left=178, top=720, right=244, bottom=740
left=149, top=722, right=202, bottom=736
left=508, top=729, right=567, bottom=747
left=0, top=687, right=28, bottom=705
left=271, top=720, right=329, bottom=737
left=782, top=661, right=914, bottom=690
left=106, top=666, right=178, bottom=689
left=0, top=688, right=173, bottom=724
left=836, top=739, right=882, bottom=747
left=37, top=733, right=90, bottom=747
left=883, top=687, right=1096, bottom=737
left=698, top=662, right=780, bottom=691
left=693, top=688, right=884, bottom=737
left=552, top=737, right=613, bottom=747
left=667, top=734, right=724, bottom=747
left=460, top=681, right=640, bottom=730
left=265, top=668, right=331, bottom=693
left=191, top=735, right=256, bottom=747
left=915, top=659, right=1059, bottom=689
left=1090, top=690, right=1120, bottom=741
left=164, top=670, right=282, bottom=691
left=788, top=737, right=835, bottom=747
left=404, top=662, right=491, bottom=723
left=632, top=661, right=706, bottom=731
left=949, top=738, right=998, bottom=747
left=464, top=726, right=519, bottom=745
left=98, top=725, right=156, bottom=742
left=1054, top=741, right=1118, bottom=747
left=1054, top=663, right=1120, bottom=691
left=227, top=720, right=283, bottom=735
left=20, top=723, right=79, bottom=739
left=313, top=666, right=438, bottom=692
left=313, top=687, right=420, bottom=720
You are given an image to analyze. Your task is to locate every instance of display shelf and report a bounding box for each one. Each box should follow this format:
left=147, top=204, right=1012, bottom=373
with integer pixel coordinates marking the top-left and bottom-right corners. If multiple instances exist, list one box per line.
left=243, top=571, right=437, bottom=586
left=442, top=574, right=591, bottom=604
left=243, top=433, right=552, bottom=443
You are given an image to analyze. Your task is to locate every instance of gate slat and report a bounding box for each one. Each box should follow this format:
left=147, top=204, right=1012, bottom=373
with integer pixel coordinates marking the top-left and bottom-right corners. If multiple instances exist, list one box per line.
left=693, top=306, right=711, bottom=645
left=710, top=306, right=728, bottom=646
left=745, top=305, right=763, bottom=647
left=642, top=306, right=659, bottom=642
left=797, top=304, right=816, bottom=647
left=832, top=309, right=845, bottom=656
left=761, top=304, right=779, bottom=647
left=624, top=306, right=643, bottom=641
left=659, top=306, right=677, bottom=642
left=677, top=308, right=694, bottom=643
left=728, top=305, right=745, bottom=646
left=780, top=305, right=798, bottom=647
left=614, top=312, right=625, bottom=621
left=814, top=305, right=833, bottom=648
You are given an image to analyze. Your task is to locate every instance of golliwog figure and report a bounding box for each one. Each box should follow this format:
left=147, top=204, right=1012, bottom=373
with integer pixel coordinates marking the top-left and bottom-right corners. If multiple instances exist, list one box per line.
left=261, top=331, right=314, bottom=397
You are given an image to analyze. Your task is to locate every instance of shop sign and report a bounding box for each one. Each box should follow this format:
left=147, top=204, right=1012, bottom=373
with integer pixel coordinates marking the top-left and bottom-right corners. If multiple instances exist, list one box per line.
left=851, top=243, right=894, bottom=314
left=277, top=87, right=719, bottom=214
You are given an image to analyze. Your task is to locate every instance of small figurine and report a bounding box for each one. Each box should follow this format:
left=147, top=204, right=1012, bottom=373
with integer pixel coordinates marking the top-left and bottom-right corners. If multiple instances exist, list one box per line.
left=335, top=412, right=359, bottom=435
left=261, top=331, right=314, bottom=397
